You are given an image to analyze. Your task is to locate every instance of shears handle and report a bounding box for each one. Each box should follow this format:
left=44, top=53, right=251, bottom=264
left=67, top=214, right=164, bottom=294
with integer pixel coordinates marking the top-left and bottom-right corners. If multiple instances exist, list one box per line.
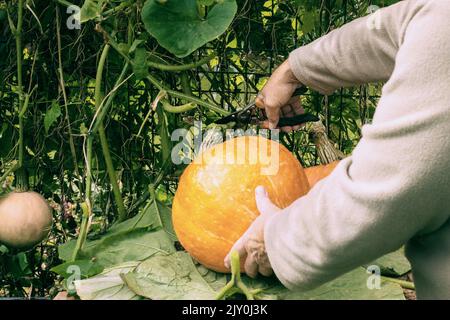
left=277, top=86, right=319, bottom=127
left=278, top=113, right=319, bottom=127
left=292, top=86, right=308, bottom=97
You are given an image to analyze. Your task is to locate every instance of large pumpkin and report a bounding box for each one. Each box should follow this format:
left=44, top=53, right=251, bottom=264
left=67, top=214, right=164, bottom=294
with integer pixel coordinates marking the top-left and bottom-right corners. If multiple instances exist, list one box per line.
left=305, top=161, right=340, bottom=188
left=172, top=136, right=310, bottom=272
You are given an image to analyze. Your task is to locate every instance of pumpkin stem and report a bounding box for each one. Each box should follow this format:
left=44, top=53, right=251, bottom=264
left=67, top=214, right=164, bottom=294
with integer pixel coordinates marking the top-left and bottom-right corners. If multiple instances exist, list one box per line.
left=215, top=251, right=255, bottom=300
left=308, top=121, right=345, bottom=165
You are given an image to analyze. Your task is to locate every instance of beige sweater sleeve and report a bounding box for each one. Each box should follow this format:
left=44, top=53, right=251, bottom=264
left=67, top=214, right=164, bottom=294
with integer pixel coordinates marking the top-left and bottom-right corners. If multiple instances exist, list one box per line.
left=265, top=0, right=450, bottom=297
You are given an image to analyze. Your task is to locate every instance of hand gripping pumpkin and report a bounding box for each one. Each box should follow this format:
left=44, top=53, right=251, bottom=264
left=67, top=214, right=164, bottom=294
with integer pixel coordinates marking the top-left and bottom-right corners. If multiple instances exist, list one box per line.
left=172, top=136, right=310, bottom=272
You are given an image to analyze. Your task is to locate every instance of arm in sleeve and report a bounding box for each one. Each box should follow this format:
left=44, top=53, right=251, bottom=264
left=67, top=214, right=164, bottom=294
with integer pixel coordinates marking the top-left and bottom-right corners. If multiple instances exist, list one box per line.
left=265, top=0, right=450, bottom=290
left=289, top=0, right=426, bottom=95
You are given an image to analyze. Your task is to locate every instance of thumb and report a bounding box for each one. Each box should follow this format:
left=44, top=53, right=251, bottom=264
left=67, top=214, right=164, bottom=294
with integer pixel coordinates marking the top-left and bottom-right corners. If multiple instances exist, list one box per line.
left=255, top=186, right=280, bottom=216
left=256, top=94, right=279, bottom=129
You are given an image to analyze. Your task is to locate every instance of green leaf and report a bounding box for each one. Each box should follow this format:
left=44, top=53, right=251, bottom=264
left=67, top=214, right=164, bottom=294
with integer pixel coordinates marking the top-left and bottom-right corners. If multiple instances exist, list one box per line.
left=80, top=0, right=104, bottom=23
left=74, top=262, right=142, bottom=300
left=44, top=102, right=61, bottom=133
left=195, top=264, right=227, bottom=292
left=132, top=47, right=149, bottom=80
left=366, top=248, right=411, bottom=276
left=141, top=0, right=237, bottom=57
left=128, top=39, right=144, bottom=54
left=6, top=252, right=31, bottom=277
left=58, top=198, right=171, bottom=264
left=157, top=106, right=171, bottom=162
left=108, top=201, right=164, bottom=235
left=58, top=229, right=175, bottom=269
left=301, top=10, right=316, bottom=34
left=122, top=252, right=227, bottom=300
left=249, top=268, right=405, bottom=300
left=51, top=260, right=104, bottom=279
left=158, top=202, right=178, bottom=241
left=0, top=245, right=8, bottom=255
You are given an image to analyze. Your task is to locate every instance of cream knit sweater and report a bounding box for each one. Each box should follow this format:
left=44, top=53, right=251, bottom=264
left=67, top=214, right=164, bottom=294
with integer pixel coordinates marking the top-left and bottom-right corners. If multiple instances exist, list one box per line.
left=265, top=0, right=450, bottom=299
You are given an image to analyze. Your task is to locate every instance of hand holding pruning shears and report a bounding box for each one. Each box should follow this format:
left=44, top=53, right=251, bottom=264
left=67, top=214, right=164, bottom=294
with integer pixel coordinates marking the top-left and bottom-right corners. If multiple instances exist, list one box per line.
left=215, top=60, right=317, bottom=130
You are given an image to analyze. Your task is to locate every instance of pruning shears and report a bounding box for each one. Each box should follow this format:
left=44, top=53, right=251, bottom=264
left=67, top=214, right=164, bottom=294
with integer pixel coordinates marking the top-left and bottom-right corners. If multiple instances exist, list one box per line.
left=215, top=87, right=319, bottom=127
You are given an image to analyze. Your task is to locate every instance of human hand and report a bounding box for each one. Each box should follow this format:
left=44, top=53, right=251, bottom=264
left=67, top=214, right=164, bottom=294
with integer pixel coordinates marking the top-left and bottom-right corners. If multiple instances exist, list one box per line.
left=256, top=59, right=305, bottom=132
left=224, top=186, right=281, bottom=278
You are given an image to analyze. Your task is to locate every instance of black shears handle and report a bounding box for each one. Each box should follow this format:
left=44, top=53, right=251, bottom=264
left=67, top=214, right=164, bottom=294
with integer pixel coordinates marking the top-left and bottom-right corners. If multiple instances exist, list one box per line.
left=276, top=87, right=319, bottom=127
left=278, top=113, right=319, bottom=127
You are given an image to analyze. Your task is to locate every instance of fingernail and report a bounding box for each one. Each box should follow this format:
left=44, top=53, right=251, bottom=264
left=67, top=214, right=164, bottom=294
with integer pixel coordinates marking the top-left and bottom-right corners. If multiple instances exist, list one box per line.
left=255, top=186, right=266, bottom=197
left=269, top=122, right=276, bottom=130
left=224, top=256, right=230, bottom=269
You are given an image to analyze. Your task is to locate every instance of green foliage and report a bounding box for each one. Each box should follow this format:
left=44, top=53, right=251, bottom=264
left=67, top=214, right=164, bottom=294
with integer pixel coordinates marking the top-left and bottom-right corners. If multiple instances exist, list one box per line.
left=57, top=201, right=176, bottom=269
left=141, top=0, right=238, bottom=57
left=44, top=101, right=62, bottom=133
left=51, top=260, right=104, bottom=280
left=254, top=268, right=405, bottom=300
left=74, top=262, right=141, bottom=300
left=122, top=252, right=227, bottom=300
left=80, top=0, right=104, bottom=23
left=72, top=251, right=406, bottom=300
left=367, top=248, right=411, bottom=277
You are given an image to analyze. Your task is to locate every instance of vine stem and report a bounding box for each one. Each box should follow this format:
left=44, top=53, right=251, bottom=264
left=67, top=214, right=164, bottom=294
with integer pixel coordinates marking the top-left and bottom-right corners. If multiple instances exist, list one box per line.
left=90, top=62, right=130, bottom=134
left=10, top=0, right=28, bottom=191
left=381, top=276, right=415, bottom=290
left=72, top=44, right=126, bottom=260
left=161, top=100, right=197, bottom=114
left=56, top=6, right=82, bottom=193
left=94, top=45, right=127, bottom=221
left=146, top=74, right=228, bottom=115
left=147, top=53, right=217, bottom=72
left=71, top=202, right=91, bottom=261
left=71, top=136, right=94, bottom=261
left=308, top=121, right=345, bottom=164
left=215, top=251, right=255, bottom=300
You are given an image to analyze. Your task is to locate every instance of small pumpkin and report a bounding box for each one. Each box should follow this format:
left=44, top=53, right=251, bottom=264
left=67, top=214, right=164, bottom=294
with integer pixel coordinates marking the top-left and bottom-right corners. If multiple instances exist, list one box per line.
left=0, top=191, right=53, bottom=249
left=172, top=136, right=310, bottom=272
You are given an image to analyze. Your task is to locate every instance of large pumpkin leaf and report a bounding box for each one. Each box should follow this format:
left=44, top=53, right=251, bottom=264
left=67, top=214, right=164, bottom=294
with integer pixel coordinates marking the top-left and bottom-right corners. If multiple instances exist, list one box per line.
left=74, top=262, right=141, bottom=300
left=141, top=0, right=237, bottom=57
left=366, top=248, right=411, bottom=276
left=122, top=252, right=227, bottom=300
left=58, top=229, right=175, bottom=269
left=57, top=199, right=175, bottom=267
left=247, top=268, right=405, bottom=300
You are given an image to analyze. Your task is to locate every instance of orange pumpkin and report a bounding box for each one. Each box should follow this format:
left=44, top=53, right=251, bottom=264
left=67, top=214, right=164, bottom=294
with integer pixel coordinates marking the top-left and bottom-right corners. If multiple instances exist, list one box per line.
left=305, top=161, right=340, bottom=188
left=172, top=136, right=310, bottom=272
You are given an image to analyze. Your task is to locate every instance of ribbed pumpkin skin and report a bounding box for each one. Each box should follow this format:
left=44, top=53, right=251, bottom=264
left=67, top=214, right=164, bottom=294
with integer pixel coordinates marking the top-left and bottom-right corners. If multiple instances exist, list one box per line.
left=172, top=136, right=309, bottom=273
left=305, top=161, right=340, bottom=188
